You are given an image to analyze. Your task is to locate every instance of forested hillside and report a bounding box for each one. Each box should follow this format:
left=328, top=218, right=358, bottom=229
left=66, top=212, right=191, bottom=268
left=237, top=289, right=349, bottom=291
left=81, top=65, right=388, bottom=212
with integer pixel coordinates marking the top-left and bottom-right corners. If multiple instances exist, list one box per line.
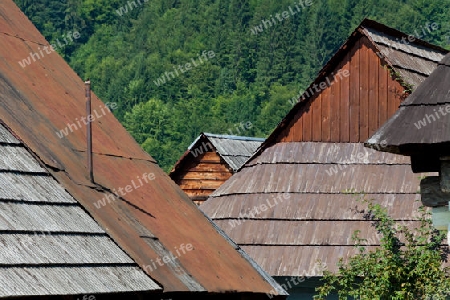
left=14, top=0, right=450, bottom=171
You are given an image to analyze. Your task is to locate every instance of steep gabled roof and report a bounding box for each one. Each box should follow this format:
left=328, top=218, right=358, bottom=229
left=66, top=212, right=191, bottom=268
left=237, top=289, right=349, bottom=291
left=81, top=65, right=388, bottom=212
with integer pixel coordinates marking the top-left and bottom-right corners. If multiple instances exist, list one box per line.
left=171, top=133, right=264, bottom=174
left=0, top=1, right=285, bottom=297
left=258, top=19, right=448, bottom=152
left=366, top=53, right=450, bottom=156
left=0, top=122, right=161, bottom=297
left=201, top=19, right=443, bottom=278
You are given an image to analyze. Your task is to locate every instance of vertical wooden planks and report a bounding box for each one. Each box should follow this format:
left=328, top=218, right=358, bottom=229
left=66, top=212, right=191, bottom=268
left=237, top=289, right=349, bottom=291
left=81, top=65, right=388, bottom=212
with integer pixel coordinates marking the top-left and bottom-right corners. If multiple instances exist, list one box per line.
left=340, top=52, right=351, bottom=142
left=368, top=47, right=379, bottom=137
left=330, top=65, right=341, bottom=142
left=290, top=109, right=297, bottom=142
left=268, top=35, right=415, bottom=145
left=378, top=60, right=388, bottom=126
left=312, top=92, right=322, bottom=141
left=387, top=73, right=404, bottom=118
left=302, top=100, right=313, bottom=141
left=322, top=79, right=331, bottom=142
left=279, top=121, right=292, bottom=142
left=349, top=40, right=360, bottom=142
left=294, top=109, right=303, bottom=142
left=359, top=39, right=370, bottom=141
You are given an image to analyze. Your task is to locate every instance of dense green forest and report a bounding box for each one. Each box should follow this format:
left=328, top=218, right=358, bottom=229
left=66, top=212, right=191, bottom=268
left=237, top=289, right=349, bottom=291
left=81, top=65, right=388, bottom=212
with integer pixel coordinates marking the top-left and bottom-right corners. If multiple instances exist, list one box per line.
left=14, top=0, right=450, bottom=171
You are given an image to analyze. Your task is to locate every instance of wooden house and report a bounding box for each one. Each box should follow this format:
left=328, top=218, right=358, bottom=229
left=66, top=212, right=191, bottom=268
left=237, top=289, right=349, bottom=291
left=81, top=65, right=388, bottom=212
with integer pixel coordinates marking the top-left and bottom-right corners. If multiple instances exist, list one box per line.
left=170, top=133, right=264, bottom=204
left=201, top=19, right=448, bottom=299
left=0, top=1, right=286, bottom=299
left=366, top=52, right=450, bottom=243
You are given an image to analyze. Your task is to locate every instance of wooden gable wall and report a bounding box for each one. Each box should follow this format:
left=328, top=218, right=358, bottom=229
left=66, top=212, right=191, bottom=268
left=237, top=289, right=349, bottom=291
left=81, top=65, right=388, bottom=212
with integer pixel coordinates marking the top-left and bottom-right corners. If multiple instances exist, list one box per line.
left=172, top=151, right=233, bottom=205
left=277, top=36, right=407, bottom=143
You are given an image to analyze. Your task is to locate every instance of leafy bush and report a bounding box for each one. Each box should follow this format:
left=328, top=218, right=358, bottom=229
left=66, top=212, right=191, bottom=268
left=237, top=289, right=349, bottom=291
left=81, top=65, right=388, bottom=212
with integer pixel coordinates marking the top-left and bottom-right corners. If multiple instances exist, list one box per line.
left=315, top=195, right=450, bottom=300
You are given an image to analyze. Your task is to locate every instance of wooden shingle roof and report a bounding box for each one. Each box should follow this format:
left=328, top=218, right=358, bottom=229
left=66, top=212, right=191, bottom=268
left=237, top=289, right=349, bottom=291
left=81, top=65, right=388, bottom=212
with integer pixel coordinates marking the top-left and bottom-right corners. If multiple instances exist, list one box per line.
left=364, top=20, right=446, bottom=88
left=201, top=19, right=444, bottom=278
left=0, top=1, right=285, bottom=297
left=366, top=53, right=450, bottom=156
left=0, top=123, right=161, bottom=297
left=202, top=142, right=425, bottom=276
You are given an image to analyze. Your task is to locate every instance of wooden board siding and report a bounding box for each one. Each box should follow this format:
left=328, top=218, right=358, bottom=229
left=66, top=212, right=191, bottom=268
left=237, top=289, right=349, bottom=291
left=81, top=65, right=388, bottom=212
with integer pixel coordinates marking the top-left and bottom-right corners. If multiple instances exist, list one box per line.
left=278, top=36, right=405, bottom=143
left=172, top=151, right=233, bottom=205
left=340, top=52, right=351, bottom=142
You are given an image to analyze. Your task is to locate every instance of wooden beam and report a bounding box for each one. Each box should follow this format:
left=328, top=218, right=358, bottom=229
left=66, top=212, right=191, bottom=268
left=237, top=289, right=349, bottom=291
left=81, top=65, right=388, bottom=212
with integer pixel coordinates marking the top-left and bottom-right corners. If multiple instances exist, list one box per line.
left=420, top=176, right=450, bottom=207
left=432, top=206, right=450, bottom=231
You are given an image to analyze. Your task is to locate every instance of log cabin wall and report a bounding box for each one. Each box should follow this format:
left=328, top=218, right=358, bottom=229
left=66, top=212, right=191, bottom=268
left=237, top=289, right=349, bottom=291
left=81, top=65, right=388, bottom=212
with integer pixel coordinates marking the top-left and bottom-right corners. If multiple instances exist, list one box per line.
left=277, top=36, right=406, bottom=143
left=172, top=151, right=233, bottom=205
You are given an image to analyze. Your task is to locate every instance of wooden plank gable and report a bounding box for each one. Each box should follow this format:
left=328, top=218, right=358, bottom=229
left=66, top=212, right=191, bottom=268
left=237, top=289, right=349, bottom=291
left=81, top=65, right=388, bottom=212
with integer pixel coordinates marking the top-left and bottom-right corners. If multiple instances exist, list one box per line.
left=278, top=36, right=405, bottom=143
left=172, top=150, right=233, bottom=204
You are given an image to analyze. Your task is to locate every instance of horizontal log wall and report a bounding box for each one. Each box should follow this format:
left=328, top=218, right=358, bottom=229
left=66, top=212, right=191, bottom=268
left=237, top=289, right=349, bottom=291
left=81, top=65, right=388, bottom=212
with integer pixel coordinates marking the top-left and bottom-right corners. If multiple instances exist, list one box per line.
left=172, top=151, right=232, bottom=205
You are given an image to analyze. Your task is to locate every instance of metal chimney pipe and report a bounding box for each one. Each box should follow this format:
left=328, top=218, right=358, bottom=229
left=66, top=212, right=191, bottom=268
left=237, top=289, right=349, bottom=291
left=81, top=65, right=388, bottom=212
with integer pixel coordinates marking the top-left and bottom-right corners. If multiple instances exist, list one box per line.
left=85, top=80, right=94, bottom=183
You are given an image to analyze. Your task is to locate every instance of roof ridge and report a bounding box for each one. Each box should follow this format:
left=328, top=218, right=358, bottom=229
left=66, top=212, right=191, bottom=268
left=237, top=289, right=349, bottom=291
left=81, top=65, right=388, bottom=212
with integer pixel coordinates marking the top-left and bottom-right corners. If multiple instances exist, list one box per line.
left=204, top=132, right=266, bottom=142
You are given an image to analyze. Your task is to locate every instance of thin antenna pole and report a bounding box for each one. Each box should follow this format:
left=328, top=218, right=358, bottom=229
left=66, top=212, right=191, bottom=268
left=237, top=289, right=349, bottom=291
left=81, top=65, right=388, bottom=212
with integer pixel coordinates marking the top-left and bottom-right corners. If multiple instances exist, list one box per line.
left=85, top=80, right=94, bottom=183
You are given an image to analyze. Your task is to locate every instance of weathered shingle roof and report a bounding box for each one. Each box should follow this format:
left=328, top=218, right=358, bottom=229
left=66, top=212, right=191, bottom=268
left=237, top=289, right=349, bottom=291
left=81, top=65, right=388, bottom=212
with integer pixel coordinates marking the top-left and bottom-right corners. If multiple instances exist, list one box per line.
left=172, top=133, right=264, bottom=174
left=201, top=142, right=425, bottom=276
left=366, top=53, right=450, bottom=155
left=0, top=0, right=285, bottom=297
left=201, top=133, right=264, bottom=171
left=363, top=21, right=446, bottom=88
left=0, top=123, right=161, bottom=297
left=201, top=19, right=444, bottom=278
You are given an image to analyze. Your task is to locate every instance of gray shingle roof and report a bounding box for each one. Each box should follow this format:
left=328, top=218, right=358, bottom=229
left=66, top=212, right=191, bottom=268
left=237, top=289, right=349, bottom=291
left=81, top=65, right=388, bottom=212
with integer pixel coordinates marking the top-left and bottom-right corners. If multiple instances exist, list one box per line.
left=0, top=123, right=161, bottom=297
left=201, top=142, right=426, bottom=276
left=366, top=53, right=450, bottom=155
left=363, top=21, right=447, bottom=90
left=189, top=133, right=264, bottom=172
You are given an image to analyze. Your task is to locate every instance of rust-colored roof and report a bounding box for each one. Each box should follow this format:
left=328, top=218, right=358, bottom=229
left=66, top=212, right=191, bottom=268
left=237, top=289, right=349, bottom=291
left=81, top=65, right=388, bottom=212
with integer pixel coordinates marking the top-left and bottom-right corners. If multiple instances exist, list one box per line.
left=0, top=0, right=285, bottom=296
left=366, top=53, right=450, bottom=156
left=201, top=19, right=443, bottom=277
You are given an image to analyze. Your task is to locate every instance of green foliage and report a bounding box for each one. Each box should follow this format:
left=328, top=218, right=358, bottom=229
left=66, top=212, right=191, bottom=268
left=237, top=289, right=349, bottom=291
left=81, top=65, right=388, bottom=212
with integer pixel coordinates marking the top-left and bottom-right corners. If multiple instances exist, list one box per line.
left=315, top=195, right=450, bottom=300
left=13, top=0, right=450, bottom=171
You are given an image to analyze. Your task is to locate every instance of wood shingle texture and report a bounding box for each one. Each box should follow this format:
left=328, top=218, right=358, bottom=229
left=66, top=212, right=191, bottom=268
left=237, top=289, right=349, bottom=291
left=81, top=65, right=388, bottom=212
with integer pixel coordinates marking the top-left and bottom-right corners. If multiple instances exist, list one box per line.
left=365, top=53, right=450, bottom=233
left=366, top=53, right=450, bottom=156
left=201, top=19, right=447, bottom=277
left=0, top=1, right=286, bottom=298
left=170, top=133, right=264, bottom=204
left=0, top=123, right=161, bottom=297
